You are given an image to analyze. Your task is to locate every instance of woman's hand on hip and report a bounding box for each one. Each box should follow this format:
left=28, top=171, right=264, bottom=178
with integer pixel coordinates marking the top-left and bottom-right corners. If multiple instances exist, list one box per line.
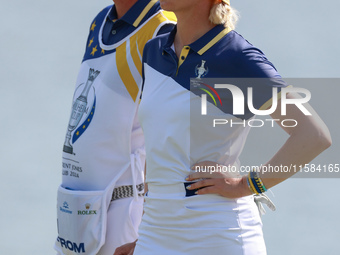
left=185, top=161, right=252, bottom=199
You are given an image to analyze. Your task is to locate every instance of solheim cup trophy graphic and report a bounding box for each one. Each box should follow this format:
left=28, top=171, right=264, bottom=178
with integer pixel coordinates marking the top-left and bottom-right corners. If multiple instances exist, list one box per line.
left=63, top=68, right=100, bottom=154
left=196, top=60, right=207, bottom=79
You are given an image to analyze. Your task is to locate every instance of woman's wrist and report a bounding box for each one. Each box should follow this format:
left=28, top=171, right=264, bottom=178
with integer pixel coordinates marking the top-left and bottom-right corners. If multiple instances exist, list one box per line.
left=241, top=175, right=254, bottom=197
left=245, top=170, right=268, bottom=195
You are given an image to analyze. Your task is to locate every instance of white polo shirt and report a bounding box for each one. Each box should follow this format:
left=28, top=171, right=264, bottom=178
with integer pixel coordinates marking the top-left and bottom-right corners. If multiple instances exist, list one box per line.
left=140, top=25, right=286, bottom=187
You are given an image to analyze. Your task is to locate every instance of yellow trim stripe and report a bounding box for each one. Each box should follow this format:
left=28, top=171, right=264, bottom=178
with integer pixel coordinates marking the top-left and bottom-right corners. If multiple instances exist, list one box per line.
left=178, top=47, right=190, bottom=68
left=161, top=11, right=177, bottom=22
left=136, top=13, right=169, bottom=58
left=133, top=0, right=158, bottom=27
left=130, top=34, right=143, bottom=77
left=116, top=42, right=139, bottom=101
left=197, top=27, right=231, bottom=55
left=115, top=11, right=173, bottom=101
left=133, top=13, right=170, bottom=76
left=177, top=46, right=190, bottom=75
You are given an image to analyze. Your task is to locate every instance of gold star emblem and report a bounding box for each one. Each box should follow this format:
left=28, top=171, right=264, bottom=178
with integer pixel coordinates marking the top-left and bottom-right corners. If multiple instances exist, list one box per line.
left=88, top=37, right=94, bottom=47
left=101, top=49, right=105, bottom=54
left=90, top=21, right=96, bottom=31
left=90, top=45, right=98, bottom=56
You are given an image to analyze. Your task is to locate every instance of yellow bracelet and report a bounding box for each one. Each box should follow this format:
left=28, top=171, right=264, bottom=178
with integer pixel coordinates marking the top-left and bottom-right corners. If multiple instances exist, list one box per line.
left=247, top=173, right=259, bottom=195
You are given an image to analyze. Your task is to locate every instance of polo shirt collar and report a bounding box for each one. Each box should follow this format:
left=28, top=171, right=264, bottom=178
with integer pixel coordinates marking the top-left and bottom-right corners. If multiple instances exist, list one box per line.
left=164, top=24, right=231, bottom=55
left=107, top=6, right=118, bottom=22
left=163, top=26, right=177, bottom=53
left=109, top=0, right=158, bottom=27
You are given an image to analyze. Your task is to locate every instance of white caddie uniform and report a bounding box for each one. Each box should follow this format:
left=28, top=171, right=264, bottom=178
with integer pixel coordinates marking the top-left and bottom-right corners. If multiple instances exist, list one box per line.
left=54, top=1, right=176, bottom=254
left=135, top=25, right=286, bottom=254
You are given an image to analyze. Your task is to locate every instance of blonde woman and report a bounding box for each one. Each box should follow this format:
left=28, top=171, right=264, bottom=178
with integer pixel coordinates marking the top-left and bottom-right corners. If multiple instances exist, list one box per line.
left=114, top=0, right=331, bottom=254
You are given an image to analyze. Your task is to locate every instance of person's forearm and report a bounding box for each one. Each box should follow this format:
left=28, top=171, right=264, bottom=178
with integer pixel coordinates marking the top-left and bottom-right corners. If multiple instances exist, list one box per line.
left=258, top=122, right=331, bottom=189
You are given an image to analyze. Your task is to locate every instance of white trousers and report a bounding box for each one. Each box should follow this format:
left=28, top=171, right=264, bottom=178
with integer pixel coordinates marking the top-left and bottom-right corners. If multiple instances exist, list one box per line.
left=135, top=184, right=266, bottom=255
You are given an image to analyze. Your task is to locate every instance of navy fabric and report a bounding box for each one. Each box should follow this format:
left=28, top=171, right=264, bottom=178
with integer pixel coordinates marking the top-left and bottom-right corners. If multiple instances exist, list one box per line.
left=83, top=0, right=171, bottom=62
left=142, top=25, right=287, bottom=119
left=184, top=182, right=201, bottom=197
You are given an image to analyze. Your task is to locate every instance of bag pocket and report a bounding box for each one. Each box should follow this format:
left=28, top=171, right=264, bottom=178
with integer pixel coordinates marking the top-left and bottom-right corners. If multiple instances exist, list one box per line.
left=54, top=185, right=108, bottom=255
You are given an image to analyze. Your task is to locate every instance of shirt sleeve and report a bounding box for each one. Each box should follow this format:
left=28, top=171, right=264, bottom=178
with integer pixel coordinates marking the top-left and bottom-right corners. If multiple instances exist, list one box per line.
left=237, top=44, right=287, bottom=115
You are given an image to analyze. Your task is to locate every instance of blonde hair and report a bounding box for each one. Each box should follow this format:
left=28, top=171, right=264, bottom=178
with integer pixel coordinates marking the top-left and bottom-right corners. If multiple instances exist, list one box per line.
left=209, top=1, right=239, bottom=30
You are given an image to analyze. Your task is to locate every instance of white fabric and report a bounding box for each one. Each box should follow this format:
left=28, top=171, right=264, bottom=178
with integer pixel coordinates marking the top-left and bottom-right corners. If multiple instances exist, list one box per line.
left=139, top=64, right=251, bottom=186
left=55, top=193, right=144, bottom=255
left=61, top=53, right=145, bottom=191
left=55, top=186, right=108, bottom=255
left=135, top=186, right=266, bottom=255
left=97, top=196, right=144, bottom=255
left=135, top=64, right=267, bottom=254
left=130, top=148, right=146, bottom=201
left=56, top=6, right=175, bottom=255
left=55, top=148, right=145, bottom=255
